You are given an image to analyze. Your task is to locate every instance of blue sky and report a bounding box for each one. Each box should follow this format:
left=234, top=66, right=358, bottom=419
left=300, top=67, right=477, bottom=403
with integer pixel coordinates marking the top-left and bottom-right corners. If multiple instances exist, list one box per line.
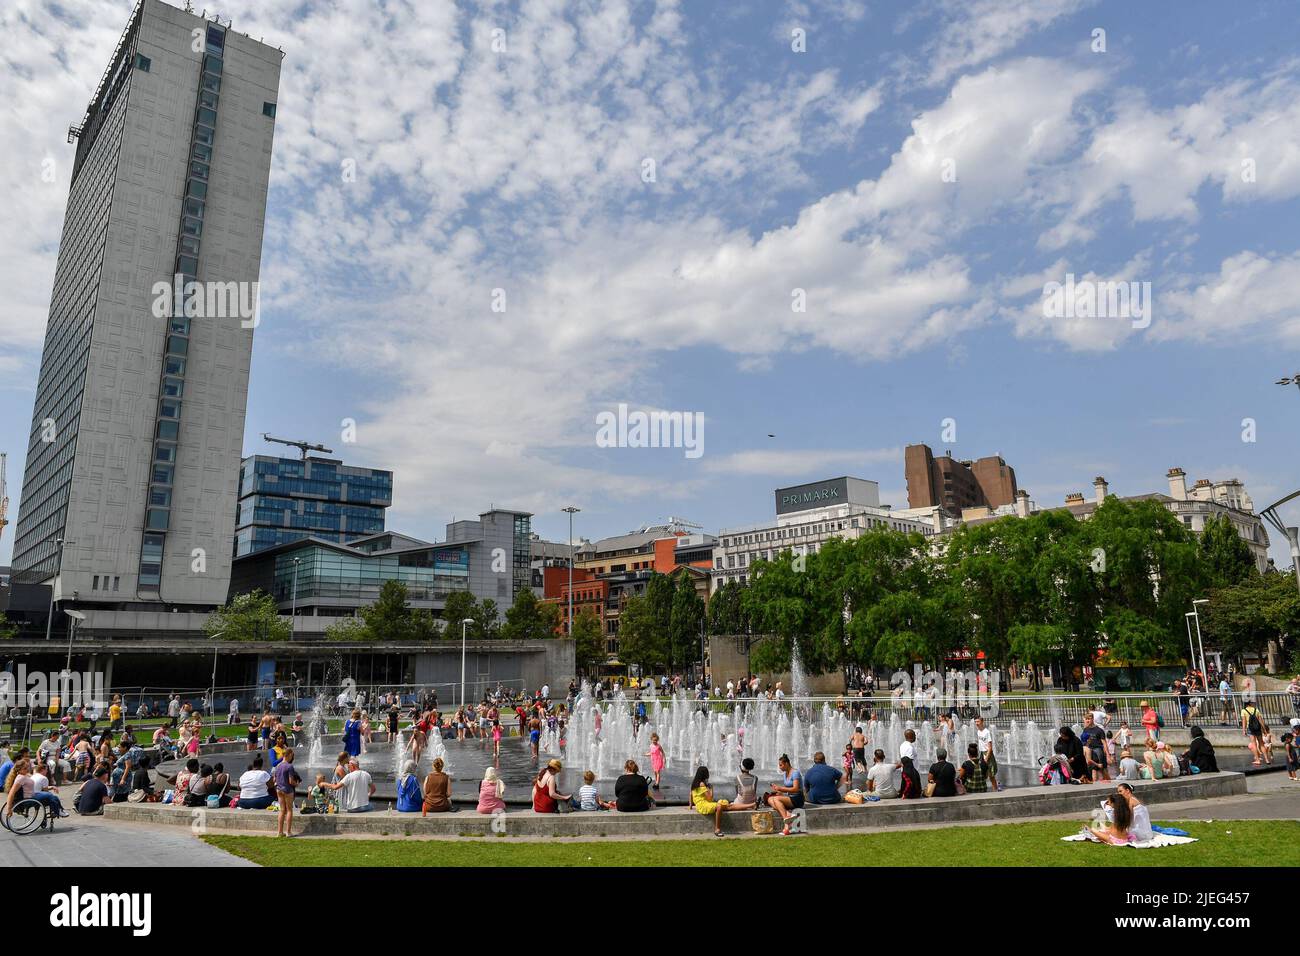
left=2, top=0, right=1299, bottom=565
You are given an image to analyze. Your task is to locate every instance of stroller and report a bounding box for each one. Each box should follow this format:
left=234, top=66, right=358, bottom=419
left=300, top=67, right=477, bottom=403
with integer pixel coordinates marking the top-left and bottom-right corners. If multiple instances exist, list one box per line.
left=1038, top=754, right=1072, bottom=786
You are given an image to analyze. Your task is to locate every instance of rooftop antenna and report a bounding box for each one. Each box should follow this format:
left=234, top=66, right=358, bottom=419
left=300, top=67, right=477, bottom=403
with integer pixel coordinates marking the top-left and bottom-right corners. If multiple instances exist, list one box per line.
left=261, top=433, right=333, bottom=460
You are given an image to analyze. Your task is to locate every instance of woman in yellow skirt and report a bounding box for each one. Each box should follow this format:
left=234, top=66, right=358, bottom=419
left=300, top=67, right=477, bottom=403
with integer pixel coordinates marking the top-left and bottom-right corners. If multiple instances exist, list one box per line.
left=690, top=766, right=730, bottom=837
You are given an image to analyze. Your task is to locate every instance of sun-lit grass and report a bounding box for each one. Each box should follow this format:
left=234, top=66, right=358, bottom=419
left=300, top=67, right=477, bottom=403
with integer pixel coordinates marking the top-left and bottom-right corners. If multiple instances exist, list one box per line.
left=205, top=819, right=1300, bottom=867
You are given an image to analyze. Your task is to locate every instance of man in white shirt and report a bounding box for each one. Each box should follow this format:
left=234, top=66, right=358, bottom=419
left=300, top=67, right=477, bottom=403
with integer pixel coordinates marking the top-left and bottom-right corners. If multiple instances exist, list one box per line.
left=1219, top=678, right=1234, bottom=724
left=866, top=749, right=898, bottom=798
left=541, top=684, right=550, bottom=700
left=974, top=716, right=999, bottom=791
left=228, top=698, right=240, bottom=724
left=167, top=694, right=181, bottom=727
left=327, top=758, right=375, bottom=812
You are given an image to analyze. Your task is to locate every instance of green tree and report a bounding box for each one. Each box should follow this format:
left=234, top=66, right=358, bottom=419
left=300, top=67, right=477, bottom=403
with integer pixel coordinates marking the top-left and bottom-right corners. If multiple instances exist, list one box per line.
left=669, top=571, right=706, bottom=668
left=356, top=580, right=437, bottom=641
left=441, top=591, right=478, bottom=636
left=572, top=607, right=604, bottom=675
left=0, top=617, right=19, bottom=640
left=473, top=599, right=501, bottom=640
left=1199, top=514, right=1257, bottom=590
left=206, top=590, right=291, bottom=642
left=324, top=616, right=369, bottom=642
left=1202, top=570, right=1300, bottom=668
left=617, top=594, right=668, bottom=671
left=501, top=588, right=561, bottom=641
left=706, top=580, right=749, bottom=634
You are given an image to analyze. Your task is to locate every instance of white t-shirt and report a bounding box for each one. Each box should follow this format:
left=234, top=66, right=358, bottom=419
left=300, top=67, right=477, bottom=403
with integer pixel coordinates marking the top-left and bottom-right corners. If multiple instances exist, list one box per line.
left=866, top=762, right=898, bottom=798
left=976, top=726, right=993, bottom=755
left=541, top=685, right=550, bottom=698
left=775, top=689, right=785, bottom=700
left=32, top=771, right=49, bottom=793
left=339, top=769, right=373, bottom=811
left=230, top=699, right=239, bottom=713
left=1129, top=803, right=1153, bottom=842
left=238, top=769, right=271, bottom=800
left=899, top=740, right=917, bottom=762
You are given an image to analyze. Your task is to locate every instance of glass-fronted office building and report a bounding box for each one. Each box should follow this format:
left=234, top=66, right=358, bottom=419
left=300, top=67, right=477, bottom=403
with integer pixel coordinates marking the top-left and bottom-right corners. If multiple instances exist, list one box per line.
left=235, top=455, right=393, bottom=556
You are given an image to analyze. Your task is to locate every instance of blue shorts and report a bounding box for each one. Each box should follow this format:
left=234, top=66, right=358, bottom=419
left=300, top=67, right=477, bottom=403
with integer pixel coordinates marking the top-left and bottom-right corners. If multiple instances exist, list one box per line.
left=529, top=731, right=540, bottom=743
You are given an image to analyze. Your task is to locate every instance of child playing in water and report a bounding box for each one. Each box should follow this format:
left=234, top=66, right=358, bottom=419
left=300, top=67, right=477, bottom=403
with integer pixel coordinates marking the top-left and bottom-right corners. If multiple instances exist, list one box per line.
left=1283, top=732, right=1298, bottom=781
left=842, top=742, right=856, bottom=789
left=492, top=719, right=502, bottom=758
left=645, top=733, right=665, bottom=790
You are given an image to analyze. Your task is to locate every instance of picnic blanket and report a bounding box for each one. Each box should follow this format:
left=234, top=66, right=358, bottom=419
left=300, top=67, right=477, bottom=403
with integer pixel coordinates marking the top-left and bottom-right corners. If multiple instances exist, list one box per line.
left=1062, top=831, right=1198, bottom=848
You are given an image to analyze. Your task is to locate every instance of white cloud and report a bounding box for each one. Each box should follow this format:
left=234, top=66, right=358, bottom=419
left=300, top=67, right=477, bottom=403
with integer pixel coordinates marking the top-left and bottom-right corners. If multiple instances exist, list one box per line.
left=704, top=447, right=901, bottom=478
left=921, top=0, right=1094, bottom=87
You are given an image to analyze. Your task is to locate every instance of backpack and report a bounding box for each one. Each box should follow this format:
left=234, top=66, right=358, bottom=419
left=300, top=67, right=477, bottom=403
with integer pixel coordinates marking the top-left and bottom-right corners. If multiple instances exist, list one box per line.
left=1155, top=713, right=1164, bottom=728
left=1246, top=708, right=1263, bottom=736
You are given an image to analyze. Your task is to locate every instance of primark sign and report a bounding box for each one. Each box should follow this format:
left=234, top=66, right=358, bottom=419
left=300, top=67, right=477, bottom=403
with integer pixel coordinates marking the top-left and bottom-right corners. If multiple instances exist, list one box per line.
left=775, top=477, right=849, bottom=516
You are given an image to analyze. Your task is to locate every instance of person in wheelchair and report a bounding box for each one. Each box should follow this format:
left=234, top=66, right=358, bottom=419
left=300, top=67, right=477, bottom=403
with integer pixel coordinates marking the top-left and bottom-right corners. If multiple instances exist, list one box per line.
left=4, top=757, right=68, bottom=825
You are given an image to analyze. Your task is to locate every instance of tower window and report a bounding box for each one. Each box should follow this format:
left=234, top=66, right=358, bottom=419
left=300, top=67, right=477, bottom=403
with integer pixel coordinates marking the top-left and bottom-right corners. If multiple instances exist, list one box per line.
left=134, top=53, right=151, bottom=72
left=262, top=102, right=277, bottom=118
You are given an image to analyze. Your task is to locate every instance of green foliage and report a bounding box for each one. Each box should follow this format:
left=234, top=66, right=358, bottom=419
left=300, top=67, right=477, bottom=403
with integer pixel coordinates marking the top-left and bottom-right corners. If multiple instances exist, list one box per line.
left=706, top=580, right=749, bottom=634
left=668, top=571, right=706, bottom=667
left=571, top=607, right=604, bottom=675
left=728, top=496, right=1260, bottom=681
left=1201, top=570, right=1300, bottom=666
left=1199, top=514, right=1257, bottom=590
left=440, top=591, right=478, bottom=634
left=206, top=590, right=292, bottom=642
left=616, top=594, right=665, bottom=671
left=501, top=588, right=562, bottom=641
left=323, top=580, right=437, bottom=642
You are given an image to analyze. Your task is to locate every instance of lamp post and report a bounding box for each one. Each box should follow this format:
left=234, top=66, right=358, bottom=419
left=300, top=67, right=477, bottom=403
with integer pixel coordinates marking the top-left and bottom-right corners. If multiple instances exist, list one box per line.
left=291, top=557, right=301, bottom=637
left=43, top=537, right=68, bottom=642
left=208, top=628, right=227, bottom=730
left=1191, top=599, right=1208, bottom=682
left=459, top=617, right=475, bottom=709
left=562, top=507, right=580, bottom=636
left=62, top=609, right=86, bottom=674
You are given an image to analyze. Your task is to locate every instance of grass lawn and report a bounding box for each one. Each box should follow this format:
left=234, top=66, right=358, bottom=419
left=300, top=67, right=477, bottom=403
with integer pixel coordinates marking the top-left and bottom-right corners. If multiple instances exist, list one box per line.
left=205, top=819, right=1300, bottom=867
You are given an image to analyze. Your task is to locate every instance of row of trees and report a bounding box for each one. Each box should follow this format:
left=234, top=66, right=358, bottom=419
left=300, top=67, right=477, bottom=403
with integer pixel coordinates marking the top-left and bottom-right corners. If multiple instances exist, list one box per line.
left=730, top=499, right=1297, bottom=681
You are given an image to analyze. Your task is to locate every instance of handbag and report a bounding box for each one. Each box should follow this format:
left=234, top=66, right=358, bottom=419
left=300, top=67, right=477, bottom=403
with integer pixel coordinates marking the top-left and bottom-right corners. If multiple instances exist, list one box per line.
left=127, top=789, right=148, bottom=803
left=844, top=789, right=865, bottom=805
left=750, top=812, right=775, bottom=834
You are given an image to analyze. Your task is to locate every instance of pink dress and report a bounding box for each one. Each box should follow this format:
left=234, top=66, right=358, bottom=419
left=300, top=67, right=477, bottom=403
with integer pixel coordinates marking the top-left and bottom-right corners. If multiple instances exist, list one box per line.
left=649, top=744, right=665, bottom=773
left=477, top=779, right=506, bottom=814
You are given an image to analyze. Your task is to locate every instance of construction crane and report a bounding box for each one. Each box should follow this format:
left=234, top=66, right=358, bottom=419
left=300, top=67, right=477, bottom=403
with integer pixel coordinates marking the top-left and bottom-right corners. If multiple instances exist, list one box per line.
left=261, top=433, right=333, bottom=460
left=665, top=516, right=703, bottom=534
left=0, top=453, right=8, bottom=547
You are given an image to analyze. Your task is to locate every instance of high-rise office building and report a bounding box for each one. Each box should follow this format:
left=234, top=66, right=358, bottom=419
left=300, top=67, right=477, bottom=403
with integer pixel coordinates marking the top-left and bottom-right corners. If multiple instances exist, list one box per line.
left=11, top=0, right=282, bottom=608
left=235, top=455, right=394, bottom=557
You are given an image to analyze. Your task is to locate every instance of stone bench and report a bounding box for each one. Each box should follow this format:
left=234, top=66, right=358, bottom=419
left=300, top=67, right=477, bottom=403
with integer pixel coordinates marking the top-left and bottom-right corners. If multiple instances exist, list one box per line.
left=103, top=771, right=1246, bottom=837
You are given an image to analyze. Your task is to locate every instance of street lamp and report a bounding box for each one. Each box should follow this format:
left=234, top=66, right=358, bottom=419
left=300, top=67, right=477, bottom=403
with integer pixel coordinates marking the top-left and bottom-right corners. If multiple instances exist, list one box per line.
left=43, top=537, right=69, bottom=641
left=459, top=618, right=475, bottom=709
left=62, top=609, right=86, bottom=674
left=1191, top=599, right=1209, bottom=681
left=291, top=557, right=301, bottom=637
left=562, top=507, right=580, bottom=636
left=208, top=628, right=227, bottom=730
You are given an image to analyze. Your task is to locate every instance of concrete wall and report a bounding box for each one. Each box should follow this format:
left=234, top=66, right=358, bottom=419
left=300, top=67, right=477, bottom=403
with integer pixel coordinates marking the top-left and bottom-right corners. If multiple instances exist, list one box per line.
left=708, top=634, right=843, bottom=694
left=107, top=770, right=1246, bottom=837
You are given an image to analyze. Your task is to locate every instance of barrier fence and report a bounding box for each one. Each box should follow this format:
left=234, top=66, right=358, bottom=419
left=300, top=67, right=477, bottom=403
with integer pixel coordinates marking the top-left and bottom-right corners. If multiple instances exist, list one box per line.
left=8, top=682, right=1298, bottom=731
